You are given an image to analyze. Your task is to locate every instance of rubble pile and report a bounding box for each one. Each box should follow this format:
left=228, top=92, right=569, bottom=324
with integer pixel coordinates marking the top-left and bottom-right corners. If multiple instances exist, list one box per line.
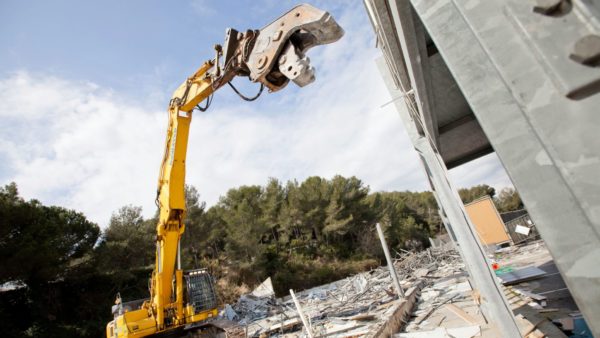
left=223, top=247, right=462, bottom=338
left=491, top=241, right=549, bottom=270
left=400, top=241, right=571, bottom=338
left=220, top=241, right=580, bottom=338
left=402, top=274, right=481, bottom=335
left=393, top=247, right=462, bottom=281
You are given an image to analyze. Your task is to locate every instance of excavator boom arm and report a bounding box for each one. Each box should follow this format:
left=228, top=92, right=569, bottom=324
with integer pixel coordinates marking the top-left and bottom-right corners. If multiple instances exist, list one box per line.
left=107, top=4, right=343, bottom=338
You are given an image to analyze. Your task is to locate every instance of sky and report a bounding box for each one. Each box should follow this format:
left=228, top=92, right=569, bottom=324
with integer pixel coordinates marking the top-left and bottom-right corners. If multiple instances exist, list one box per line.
left=0, top=0, right=513, bottom=227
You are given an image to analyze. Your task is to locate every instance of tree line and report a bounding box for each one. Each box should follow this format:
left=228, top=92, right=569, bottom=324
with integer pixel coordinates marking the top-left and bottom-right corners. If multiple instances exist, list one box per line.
left=0, top=178, right=521, bottom=337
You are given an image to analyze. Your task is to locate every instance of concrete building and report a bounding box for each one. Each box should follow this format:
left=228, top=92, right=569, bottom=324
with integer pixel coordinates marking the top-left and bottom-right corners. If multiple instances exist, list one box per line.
left=364, top=0, right=600, bottom=336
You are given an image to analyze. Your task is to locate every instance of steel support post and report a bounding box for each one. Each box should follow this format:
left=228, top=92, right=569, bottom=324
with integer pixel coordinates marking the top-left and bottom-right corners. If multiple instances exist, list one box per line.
left=376, top=223, right=405, bottom=298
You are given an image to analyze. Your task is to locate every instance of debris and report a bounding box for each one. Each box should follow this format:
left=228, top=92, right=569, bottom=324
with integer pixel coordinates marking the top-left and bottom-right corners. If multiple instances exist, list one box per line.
left=570, top=316, right=593, bottom=338
left=494, top=266, right=514, bottom=275
left=446, top=326, right=481, bottom=338
left=353, top=274, right=368, bottom=294
left=527, top=301, right=544, bottom=310
left=394, top=325, right=480, bottom=338
left=512, top=305, right=569, bottom=337
left=419, top=290, right=439, bottom=302
left=224, top=247, right=463, bottom=337
left=376, top=223, right=404, bottom=298
left=515, top=313, right=543, bottom=336
left=515, top=224, right=531, bottom=236
left=290, top=289, right=314, bottom=338
left=348, top=314, right=376, bottom=321
left=553, top=317, right=575, bottom=331
left=537, top=287, right=569, bottom=295
left=232, top=294, right=274, bottom=323
left=470, top=289, right=481, bottom=305
left=413, top=268, right=429, bottom=278
left=444, top=304, right=479, bottom=325
left=307, top=288, right=328, bottom=301
left=513, top=288, right=547, bottom=307
left=268, top=317, right=302, bottom=333
left=497, top=266, right=547, bottom=285
left=445, top=281, right=471, bottom=295
left=399, top=241, right=571, bottom=338
left=322, top=323, right=370, bottom=337
left=414, top=294, right=457, bottom=325
left=251, top=277, right=275, bottom=298
left=394, top=327, right=447, bottom=338
left=430, top=315, right=445, bottom=327
left=224, top=304, right=238, bottom=321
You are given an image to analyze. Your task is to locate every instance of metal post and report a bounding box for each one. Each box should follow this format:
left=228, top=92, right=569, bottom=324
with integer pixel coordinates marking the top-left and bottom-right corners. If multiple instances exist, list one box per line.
left=290, top=289, right=314, bottom=338
left=376, top=57, right=521, bottom=337
left=376, top=222, right=405, bottom=298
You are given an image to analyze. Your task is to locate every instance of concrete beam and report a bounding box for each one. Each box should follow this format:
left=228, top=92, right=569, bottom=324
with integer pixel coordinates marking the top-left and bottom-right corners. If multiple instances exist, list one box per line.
left=438, top=115, right=493, bottom=169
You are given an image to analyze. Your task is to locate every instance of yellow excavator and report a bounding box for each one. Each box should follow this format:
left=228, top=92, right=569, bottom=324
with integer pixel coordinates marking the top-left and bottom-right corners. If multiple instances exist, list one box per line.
left=105, top=4, right=343, bottom=338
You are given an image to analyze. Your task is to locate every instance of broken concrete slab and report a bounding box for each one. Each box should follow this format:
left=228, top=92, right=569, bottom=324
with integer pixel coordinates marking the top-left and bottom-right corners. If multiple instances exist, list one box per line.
left=497, top=266, right=546, bottom=285
left=414, top=268, right=429, bottom=278
left=250, top=277, right=275, bottom=298
left=222, top=248, right=457, bottom=337
left=224, top=304, right=238, bottom=321
left=394, top=325, right=480, bottom=338
left=444, top=303, right=480, bottom=325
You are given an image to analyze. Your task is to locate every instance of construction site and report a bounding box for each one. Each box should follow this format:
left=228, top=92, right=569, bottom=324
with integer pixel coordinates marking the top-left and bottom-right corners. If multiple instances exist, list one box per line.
left=1, top=0, right=599, bottom=338
left=215, top=239, right=581, bottom=338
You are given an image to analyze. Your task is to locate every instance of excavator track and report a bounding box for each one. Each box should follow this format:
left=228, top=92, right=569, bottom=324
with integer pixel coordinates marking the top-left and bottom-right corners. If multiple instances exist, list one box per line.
left=144, top=324, right=221, bottom=338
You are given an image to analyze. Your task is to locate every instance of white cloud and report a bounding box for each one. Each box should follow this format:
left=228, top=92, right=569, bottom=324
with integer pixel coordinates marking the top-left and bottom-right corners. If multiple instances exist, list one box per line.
left=189, top=0, right=217, bottom=17
left=0, top=4, right=513, bottom=227
left=0, top=71, right=165, bottom=225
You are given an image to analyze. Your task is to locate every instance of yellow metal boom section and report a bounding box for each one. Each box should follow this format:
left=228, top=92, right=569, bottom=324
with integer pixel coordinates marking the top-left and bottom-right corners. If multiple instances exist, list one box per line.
left=153, top=60, right=218, bottom=329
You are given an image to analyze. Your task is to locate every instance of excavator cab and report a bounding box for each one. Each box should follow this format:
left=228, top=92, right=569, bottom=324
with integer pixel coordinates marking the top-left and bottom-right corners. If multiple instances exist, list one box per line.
left=107, top=270, right=218, bottom=338
left=184, top=269, right=218, bottom=316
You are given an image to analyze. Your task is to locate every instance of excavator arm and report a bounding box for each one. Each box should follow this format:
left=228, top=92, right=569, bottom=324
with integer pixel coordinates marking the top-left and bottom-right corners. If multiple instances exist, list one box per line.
left=107, top=4, right=343, bottom=338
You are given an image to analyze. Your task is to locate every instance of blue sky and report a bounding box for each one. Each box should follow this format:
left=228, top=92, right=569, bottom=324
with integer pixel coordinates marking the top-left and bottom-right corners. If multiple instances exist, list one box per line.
left=0, top=0, right=512, bottom=226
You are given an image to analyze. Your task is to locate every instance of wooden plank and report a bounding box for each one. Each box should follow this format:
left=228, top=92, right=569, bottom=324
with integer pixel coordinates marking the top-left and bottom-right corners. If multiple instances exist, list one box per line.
left=349, top=314, right=376, bottom=321
left=430, top=315, right=446, bottom=327
left=527, top=329, right=545, bottom=338
left=414, top=306, right=436, bottom=325
left=515, top=314, right=539, bottom=336
left=471, top=289, right=481, bottom=305
left=267, top=317, right=301, bottom=332
left=514, top=306, right=568, bottom=338
left=415, top=295, right=458, bottom=324
left=518, top=290, right=547, bottom=302
left=444, top=304, right=479, bottom=325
